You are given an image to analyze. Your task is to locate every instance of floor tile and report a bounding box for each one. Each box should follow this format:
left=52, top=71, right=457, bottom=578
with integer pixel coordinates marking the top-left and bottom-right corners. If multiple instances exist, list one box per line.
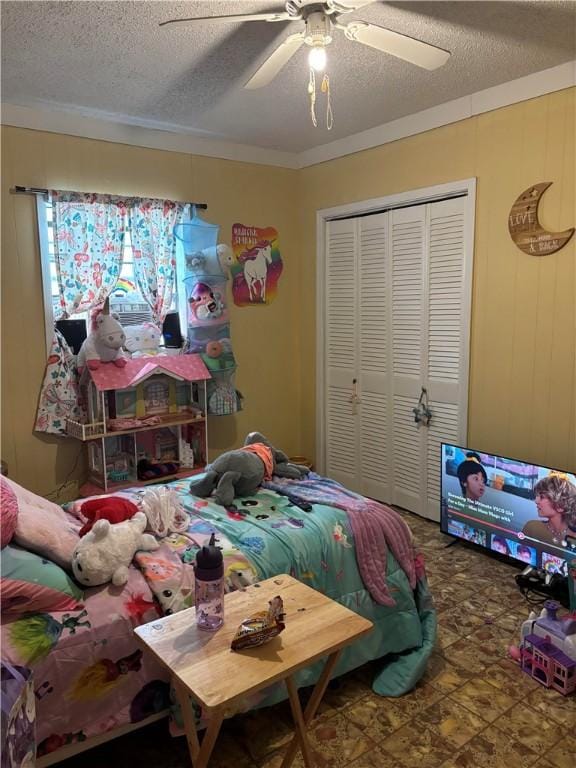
left=485, top=661, right=542, bottom=698
left=307, top=713, right=376, bottom=768
left=491, top=701, right=568, bottom=752
left=465, top=620, right=517, bottom=647
left=238, top=706, right=294, bottom=761
left=320, top=671, right=372, bottom=715
left=440, top=725, right=539, bottom=768
left=441, top=638, right=494, bottom=674
left=525, top=684, right=576, bottom=728
left=448, top=678, right=517, bottom=722
left=343, top=691, right=411, bottom=742
left=457, top=595, right=508, bottom=619
left=439, top=607, right=487, bottom=636
left=380, top=721, right=454, bottom=768
left=435, top=624, right=462, bottom=651
left=547, top=735, right=576, bottom=768
left=491, top=609, right=528, bottom=633
left=425, top=659, right=475, bottom=694
left=415, top=696, right=489, bottom=748
left=385, top=682, right=445, bottom=719
left=258, top=712, right=377, bottom=768
left=345, top=745, right=400, bottom=768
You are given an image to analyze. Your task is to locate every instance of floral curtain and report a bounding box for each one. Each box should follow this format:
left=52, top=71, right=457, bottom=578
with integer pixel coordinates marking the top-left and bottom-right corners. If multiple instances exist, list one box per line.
left=34, top=329, right=84, bottom=434
left=36, top=191, right=127, bottom=435
left=36, top=191, right=188, bottom=436
left=129, top=199, right=185, bottom=325
left=52, top=191, right=126, bottom=317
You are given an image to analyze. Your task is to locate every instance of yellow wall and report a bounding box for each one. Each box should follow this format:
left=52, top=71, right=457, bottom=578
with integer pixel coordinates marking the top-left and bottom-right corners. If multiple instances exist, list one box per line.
left=1, top=127, right=301, bottom=498
left=298, top=87, right=576, bottom=472
left=2, top=88, right=575, bottom=498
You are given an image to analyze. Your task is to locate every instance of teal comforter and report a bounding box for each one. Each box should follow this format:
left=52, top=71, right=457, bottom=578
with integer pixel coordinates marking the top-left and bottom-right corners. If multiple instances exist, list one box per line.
left=168, top=479, right=436, bottom=700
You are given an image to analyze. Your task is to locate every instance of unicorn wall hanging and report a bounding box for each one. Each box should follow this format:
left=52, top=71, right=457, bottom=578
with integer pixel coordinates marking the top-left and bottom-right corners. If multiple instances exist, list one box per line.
left=230, top=223, right=283, bottom=307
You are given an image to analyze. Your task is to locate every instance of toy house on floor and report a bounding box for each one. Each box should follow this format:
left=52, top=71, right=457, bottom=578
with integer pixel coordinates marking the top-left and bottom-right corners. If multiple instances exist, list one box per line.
left=66, top=355, right=211, bottom=494
left=518, top=600, right=576, bottom=696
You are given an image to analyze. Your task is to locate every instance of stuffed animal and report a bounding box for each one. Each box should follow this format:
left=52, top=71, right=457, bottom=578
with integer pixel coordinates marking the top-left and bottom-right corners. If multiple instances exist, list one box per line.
left=77, top=312, right=127, bottom=371
left=123, top=322, right=162, bottom=358
left=140, top=487, right=189, bottom=538
left=185, top=244, right=234, bottom=275
left=78, top=496, right=139, bottom=537
left=189, top=432, right=310, bottom=507
left=71, top=512, right=158, bottom=587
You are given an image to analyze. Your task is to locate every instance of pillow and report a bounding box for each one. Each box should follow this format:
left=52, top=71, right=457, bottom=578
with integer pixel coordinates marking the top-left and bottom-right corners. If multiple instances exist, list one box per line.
left=1, top=545, right=83, bottom=615
left=6, top=477, right=81, bottom=571
left=1, top=476, right=18, bottom=548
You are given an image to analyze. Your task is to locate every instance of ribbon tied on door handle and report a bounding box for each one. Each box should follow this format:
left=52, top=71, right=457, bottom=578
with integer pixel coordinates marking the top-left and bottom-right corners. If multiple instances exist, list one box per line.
left=413, top=387, right=432, bottom=426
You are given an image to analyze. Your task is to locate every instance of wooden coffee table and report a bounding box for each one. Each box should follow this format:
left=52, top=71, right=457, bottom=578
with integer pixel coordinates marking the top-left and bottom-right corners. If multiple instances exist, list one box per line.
left=134, top=574, right=373, bottom=768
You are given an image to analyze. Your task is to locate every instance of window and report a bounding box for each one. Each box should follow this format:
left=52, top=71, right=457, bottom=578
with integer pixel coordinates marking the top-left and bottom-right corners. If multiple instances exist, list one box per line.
left=40, top=199, right=184, bottom=353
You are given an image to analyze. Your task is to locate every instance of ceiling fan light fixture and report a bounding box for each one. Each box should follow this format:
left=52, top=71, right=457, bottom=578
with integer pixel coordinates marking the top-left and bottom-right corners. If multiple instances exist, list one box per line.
left=308, top=44, right=327, bottom=71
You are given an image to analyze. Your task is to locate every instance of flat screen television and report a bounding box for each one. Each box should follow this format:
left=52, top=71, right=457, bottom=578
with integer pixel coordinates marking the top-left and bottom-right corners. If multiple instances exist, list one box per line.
left=440, top=443, right=576, bottom=575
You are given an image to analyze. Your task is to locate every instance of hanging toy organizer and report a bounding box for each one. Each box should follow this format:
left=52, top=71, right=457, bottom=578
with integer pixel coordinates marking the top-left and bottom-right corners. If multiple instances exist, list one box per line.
left=174, top=210, right=241, bottom=416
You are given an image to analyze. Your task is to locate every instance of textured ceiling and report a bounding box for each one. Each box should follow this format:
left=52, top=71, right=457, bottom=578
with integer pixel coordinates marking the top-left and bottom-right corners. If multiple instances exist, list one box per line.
left=1, top=1, right=575, bottom=153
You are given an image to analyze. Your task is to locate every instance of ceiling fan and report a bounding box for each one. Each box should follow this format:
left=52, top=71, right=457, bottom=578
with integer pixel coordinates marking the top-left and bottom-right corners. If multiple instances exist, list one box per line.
left=160, top=1, right=451, bottom=89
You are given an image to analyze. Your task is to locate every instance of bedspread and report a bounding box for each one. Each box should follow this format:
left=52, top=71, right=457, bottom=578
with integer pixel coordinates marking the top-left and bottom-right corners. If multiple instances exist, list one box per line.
left=1, top=477, right=436, bottom=759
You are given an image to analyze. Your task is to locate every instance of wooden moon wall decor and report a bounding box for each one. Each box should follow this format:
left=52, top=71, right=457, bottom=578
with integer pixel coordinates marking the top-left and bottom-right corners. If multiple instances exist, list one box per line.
left=508, top=181, right=575, bottom=256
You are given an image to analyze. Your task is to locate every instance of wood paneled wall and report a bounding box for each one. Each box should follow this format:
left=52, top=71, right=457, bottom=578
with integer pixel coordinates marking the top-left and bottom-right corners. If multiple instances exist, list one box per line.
left=298, top=88, right=575, bottom=471
left=0, top=127, right=301, bottom=498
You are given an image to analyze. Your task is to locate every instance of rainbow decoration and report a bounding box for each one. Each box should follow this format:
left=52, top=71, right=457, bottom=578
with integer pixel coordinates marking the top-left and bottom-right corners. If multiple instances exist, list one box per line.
left=113, top=278, right=136, bottom=296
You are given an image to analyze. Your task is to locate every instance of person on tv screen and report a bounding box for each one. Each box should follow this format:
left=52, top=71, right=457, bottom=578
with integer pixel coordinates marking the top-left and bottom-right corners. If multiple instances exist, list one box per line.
left=522, top=473, right=576, bottom=547
left=457, top=453, right=487, bottom=501
left=491, top=536, right=510, bottom=556
left=516, top=545, right=534, bottom=564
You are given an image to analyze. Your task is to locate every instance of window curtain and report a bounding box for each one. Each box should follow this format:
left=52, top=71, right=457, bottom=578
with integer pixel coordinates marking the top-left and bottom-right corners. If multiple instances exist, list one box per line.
left=36, top=191, right=127, bottom=435
left=129, top=199, right=186, bottom=325
left=52, top=191, right=127, bottom=317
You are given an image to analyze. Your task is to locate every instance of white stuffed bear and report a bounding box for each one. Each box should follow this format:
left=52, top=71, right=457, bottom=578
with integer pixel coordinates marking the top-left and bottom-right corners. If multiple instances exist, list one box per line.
left=71, top=511, right=158, bottom=587
left=77, top=312, right=127, bottom=371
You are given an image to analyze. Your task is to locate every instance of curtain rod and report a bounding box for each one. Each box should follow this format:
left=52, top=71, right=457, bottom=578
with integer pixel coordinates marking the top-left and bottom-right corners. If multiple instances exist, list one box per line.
left=10, top=186, right=208, bottom=209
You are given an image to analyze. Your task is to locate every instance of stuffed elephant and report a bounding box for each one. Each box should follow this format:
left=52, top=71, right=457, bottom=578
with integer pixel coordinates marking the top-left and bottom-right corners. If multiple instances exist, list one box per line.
left=189, top=432, right=310, bottom=506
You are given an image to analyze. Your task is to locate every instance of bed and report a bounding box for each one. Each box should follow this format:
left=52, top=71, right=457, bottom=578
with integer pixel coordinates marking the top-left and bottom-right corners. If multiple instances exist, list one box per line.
left=1, top=473, right=436, bottom=765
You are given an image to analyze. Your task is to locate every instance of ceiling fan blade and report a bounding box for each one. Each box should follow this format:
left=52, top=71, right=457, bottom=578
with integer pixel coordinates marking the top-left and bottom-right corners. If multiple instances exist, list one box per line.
left=244, top=33, right=305, bottom=89
left=340, top=21, right=450, bottom=70
left=160, top=12, right=293, bottom=28
left=326, top=0, right=375, bottom=10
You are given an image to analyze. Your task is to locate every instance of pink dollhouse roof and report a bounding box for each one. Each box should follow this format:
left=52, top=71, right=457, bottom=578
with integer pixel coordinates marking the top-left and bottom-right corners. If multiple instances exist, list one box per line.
left=88, top=355, right=211, bottom=391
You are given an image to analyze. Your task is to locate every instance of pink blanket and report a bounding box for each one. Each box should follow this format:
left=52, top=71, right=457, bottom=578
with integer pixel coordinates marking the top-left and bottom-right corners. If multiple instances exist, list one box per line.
left=0, top=504, right=257, bottom=758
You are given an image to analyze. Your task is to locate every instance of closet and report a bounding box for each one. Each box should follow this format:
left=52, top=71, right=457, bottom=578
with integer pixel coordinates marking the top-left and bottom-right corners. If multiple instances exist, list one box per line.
left=321, top=193, right=472, bottom=521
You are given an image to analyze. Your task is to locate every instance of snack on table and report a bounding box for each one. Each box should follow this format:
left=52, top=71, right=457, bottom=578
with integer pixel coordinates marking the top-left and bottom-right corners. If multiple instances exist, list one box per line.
left=231, top=595, right=285, bottom=651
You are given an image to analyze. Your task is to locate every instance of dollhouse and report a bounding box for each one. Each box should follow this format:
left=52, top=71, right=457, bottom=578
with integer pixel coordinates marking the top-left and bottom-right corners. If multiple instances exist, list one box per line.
left=518, top=600, right=576, bottom=696
left=66, top=355, right=211, bottom=493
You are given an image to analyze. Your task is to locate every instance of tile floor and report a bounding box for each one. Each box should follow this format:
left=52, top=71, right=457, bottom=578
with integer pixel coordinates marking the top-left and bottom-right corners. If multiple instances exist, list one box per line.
left=61, top=511, right=575, bottom=768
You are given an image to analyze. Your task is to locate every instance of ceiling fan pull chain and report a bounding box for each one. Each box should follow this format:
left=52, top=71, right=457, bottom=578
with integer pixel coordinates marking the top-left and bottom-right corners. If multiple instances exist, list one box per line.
left=321, top=74, right=333, bottom=130
left=308, top=67, right=318, bottom=128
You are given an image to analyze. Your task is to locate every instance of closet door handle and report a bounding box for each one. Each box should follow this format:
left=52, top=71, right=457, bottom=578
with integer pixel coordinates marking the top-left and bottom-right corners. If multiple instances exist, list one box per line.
left=348, top=379, right=361, bottom=410
left=348, top=379, right=361, bottom=403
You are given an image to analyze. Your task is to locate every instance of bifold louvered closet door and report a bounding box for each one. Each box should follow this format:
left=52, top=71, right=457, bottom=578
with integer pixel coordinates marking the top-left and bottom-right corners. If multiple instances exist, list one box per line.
left=324, top=196, right=469, bottom=520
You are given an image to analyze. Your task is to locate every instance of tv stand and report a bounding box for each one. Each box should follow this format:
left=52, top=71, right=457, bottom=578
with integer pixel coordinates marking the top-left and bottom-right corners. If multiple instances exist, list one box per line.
left=444, top=538, right=460, bottom=549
